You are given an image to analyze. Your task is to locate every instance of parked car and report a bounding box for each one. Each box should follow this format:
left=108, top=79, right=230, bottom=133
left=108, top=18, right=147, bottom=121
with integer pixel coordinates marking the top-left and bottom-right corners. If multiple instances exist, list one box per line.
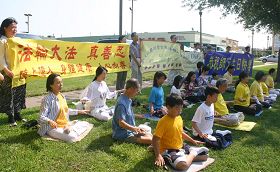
left=258, top=55, right=278, bottom=63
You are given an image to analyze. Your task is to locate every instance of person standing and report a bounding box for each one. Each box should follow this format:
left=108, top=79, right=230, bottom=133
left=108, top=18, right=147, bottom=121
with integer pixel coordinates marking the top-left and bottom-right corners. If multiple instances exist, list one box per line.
left=226, top=46, right=231, bottom=53
left=116, top=36, right=128, bottom=91
left=130, top=32, right=142, bottom=88
left=167, top=35, right=181, bottom=85
left=194, top=43, right=201, bottom=52
left=0, top=18, right=27, bottom=126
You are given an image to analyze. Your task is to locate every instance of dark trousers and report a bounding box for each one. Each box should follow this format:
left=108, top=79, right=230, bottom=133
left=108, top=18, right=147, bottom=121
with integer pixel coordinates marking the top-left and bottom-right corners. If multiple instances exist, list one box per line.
left=260, top=101, right=271, bottom=108
left=185, top=95, right=205, bottom=103
left=234, top=104, right=262, bottom=116
left=116, top=71, right=127, bottom=90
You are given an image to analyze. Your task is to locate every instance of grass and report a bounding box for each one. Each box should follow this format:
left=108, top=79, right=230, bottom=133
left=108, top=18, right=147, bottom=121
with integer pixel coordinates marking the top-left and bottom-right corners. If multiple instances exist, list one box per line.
left=253, top=60, right=264, bottom=66
left=1, top=84, right=280, bottom=172
left=1, top=64, right=280, bottom=171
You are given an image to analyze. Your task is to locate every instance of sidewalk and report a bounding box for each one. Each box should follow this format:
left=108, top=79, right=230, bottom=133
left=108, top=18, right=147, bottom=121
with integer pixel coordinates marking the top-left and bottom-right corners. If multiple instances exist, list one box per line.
left=253, top=62, right=277, bottom=68
left=25, top=80, right=153, bottom=108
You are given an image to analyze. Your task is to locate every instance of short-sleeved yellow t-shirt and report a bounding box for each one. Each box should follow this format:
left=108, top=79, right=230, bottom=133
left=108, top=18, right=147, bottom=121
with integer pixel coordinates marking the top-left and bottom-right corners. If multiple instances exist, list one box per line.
left=154, top=115, right=183, bottom=153
left=250, top=80, right=264, bottom=102
left=214, top=93, right=229, bottom=116
left=55, top=93, right=69, bottom=128
left=265, top=75, right=274, bottom=90
left=234, top=82, right=250, bottom=107
left=261, top=82, right=269, bottom=96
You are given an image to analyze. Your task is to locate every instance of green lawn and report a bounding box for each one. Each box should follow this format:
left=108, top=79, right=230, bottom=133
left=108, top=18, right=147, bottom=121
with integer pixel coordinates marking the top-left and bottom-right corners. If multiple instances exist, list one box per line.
left=1, top=84, right=280, bottom=171
left=1, top=65, right=280, bottom=171
left=253, top=60, right=264, bottom=66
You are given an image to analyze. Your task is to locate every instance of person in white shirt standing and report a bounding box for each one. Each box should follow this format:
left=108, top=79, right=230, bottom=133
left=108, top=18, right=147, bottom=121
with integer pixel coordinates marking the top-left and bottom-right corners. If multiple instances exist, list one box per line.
left=167, top=35, right=182, bottom=85
left=79, top=66, right=123, bottom=121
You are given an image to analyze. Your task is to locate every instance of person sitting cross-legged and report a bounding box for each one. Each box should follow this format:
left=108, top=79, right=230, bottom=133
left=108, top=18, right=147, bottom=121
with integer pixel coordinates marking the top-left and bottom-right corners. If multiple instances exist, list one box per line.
left=38, top=73, right=92, bottom=143
left=214, top=79, right=244, bottom=127
left=153, top=93, right=209, bottom=171
left=112, top=78, right=152, bottom=144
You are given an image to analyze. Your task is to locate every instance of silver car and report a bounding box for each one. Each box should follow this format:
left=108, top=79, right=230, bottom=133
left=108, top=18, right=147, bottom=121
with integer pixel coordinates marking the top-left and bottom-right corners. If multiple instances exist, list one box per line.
left=258, top=55, right=278, bottom=63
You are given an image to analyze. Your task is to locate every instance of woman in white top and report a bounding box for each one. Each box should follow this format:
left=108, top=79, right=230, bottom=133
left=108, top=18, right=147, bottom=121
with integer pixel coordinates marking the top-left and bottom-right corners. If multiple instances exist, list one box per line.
left=80, top=66, right=123, bottom=121
left=0, top=18, right=27, bottom=126
left=170, top=75, right=183, bottom=96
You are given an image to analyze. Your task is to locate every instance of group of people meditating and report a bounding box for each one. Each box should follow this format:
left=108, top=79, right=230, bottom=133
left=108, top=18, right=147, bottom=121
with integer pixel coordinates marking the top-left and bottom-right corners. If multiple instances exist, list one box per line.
left=33, top=63, right=279, bottom=170
left=1, top=17, right=279, bottom=171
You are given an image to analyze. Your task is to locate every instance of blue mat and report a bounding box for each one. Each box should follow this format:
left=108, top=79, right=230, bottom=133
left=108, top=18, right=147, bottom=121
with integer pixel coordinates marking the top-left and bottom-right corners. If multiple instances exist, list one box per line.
left=143, top=114, right=160, bottom=121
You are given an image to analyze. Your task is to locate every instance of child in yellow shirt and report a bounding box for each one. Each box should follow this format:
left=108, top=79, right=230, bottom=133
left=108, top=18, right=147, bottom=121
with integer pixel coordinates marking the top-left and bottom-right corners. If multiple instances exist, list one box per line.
left=153, top=94, right=209, bottom=171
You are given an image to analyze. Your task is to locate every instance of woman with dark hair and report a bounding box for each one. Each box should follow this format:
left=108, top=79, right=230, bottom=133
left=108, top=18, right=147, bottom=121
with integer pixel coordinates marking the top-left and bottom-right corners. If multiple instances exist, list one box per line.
left=148, top=71, right=167, bottom=118
left=196, top=66, right=210, bottom=88
left=0, top=18, right=27, bottom=126
left=195, top=61, right=204, bottom=78
left=170, top=75, right=183, bottom=96
left=250, top=71, right=272, bottom=108
left=234, top=71, right=262, bottom=115
left=266, top=68, right=280, bottom=95
left=182, top=71, right=205, bottom=103
left=79, top=66, right=123, bottom=121
left=38, top=74, right=91, bottom=142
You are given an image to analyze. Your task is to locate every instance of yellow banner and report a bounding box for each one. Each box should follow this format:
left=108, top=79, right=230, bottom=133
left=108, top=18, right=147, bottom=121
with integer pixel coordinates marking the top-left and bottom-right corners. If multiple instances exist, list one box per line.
left=7, top=38, right=130, bottom=87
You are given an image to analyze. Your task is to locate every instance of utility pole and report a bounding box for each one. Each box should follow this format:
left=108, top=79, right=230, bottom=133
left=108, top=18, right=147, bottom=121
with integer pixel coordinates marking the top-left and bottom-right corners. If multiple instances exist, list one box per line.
left=24, top=13, right=32, bottom=33
left=199, top=10, right=202, bottom=50
left=119, top=0, right=123, bottom=36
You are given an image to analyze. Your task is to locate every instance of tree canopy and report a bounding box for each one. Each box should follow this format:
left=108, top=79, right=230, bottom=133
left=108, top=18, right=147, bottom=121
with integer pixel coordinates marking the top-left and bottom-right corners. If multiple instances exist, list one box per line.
left=182, top=0, right=280, bottom=32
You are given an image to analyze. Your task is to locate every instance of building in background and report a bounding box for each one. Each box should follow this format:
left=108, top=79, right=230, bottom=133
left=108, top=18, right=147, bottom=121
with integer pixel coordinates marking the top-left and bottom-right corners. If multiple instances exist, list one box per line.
left=57, top=31, right=238, bottom=51
left=274, top=34, right=280, bottom=51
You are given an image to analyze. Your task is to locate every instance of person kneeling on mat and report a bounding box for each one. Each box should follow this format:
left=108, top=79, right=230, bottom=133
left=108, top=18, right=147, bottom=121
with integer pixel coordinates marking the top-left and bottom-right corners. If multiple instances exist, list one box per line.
left=153, top=93, right=209, bottom=171
left=192, top=87, right=232, bottom=149
left=214, top=79, right=245, bottom=127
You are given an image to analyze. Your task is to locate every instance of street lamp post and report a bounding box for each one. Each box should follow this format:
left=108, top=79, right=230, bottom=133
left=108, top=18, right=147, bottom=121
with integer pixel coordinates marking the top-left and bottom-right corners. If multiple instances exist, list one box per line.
left=129, top=0, right=136, bottom=33
left=267, top=36, right=269, bottom=50
left=251, top=29, right=255, bottom=54
left=199, top=10, right=202, bottom=50
left=24, top=13, right=32, bottom=33
left=119, top=0, right=123, bottom=36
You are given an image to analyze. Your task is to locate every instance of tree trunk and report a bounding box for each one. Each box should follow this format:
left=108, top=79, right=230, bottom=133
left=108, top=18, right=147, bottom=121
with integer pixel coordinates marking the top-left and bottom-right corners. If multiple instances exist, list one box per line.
left=276, top=49, right=280, bottom=82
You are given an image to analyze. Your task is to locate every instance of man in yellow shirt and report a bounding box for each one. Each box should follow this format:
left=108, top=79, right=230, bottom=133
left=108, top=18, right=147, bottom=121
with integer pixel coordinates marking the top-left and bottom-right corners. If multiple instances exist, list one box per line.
left=153, top=94, right=208, bottom=171
left=266, top=68, right=280, bottom=96
left=214, top=79, right=244, bottom=126
left=250, top=71, right=271, bottom=109
left=223, top=65, right=235, bottom=92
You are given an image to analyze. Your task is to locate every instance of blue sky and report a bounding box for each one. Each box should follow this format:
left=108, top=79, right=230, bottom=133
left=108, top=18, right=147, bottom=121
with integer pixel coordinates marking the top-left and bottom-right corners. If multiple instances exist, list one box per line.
left=0, top=0, right=271, bottom=48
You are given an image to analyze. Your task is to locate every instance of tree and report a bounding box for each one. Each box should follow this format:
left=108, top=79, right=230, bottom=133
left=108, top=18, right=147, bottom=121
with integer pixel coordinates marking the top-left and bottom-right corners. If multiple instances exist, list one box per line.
left=182, top=0, right=280, bottom=82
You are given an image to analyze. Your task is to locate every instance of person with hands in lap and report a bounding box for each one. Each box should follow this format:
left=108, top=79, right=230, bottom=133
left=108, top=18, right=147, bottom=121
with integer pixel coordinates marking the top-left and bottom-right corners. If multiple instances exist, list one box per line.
left=153, top=94, right=208, bottom=171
